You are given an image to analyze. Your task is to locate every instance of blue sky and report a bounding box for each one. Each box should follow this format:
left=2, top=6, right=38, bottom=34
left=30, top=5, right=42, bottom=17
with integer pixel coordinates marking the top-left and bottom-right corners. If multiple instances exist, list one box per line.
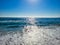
left=0, top=0, right=60, bottom=17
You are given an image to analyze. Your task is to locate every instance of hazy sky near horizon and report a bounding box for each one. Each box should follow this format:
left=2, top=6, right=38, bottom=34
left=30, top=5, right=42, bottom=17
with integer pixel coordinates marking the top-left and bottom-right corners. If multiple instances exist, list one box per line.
left=0, top=0, right=60, bottom=17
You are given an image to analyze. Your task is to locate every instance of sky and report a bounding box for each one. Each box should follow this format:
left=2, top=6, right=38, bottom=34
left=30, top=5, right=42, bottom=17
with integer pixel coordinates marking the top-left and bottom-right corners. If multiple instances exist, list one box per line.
left=0, top=0, right=60, bottom=17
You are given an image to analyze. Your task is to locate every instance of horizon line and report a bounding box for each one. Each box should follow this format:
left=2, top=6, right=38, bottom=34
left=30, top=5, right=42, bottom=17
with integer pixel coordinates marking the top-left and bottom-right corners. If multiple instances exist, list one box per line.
left=0, top=16, right=60, bottom=18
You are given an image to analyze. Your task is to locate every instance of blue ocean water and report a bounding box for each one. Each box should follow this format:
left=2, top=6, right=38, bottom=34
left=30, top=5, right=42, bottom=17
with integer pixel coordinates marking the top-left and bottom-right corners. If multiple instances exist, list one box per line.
left=0, top=17, right=60, bottom=45
left=0, top=17, right=60, bottom=31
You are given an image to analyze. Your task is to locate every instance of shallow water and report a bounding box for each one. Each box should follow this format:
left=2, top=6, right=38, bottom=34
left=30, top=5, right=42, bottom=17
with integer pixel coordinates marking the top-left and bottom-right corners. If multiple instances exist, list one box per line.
left=0, top=17, right=60, bottom=45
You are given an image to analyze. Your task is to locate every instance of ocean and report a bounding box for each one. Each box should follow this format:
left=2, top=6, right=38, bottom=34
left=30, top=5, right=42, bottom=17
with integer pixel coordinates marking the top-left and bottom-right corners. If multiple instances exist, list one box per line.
left=0, top=17, right=60, bottom=45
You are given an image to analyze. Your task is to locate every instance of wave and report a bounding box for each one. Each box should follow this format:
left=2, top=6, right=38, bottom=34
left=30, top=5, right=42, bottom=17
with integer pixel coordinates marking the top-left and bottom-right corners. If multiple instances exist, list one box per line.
left=0, top=25, right=60, bottom=45
left=0, top=18, right=60, bottom=45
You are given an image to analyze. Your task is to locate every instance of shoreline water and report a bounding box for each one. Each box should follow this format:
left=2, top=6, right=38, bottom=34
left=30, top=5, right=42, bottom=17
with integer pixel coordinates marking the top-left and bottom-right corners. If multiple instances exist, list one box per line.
left=0, top=25, right=60, bottom=45
left=0, top=18, right=60, bottom=45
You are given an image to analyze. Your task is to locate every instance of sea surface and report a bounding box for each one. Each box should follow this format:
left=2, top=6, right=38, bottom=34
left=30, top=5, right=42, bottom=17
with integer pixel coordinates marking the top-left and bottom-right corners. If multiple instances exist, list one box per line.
left=0, top=17, right=60, bottom=45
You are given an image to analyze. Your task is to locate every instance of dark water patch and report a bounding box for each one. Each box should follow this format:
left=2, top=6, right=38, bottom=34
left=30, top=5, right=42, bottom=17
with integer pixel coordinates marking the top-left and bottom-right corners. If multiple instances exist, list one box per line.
left=56, top=37, right=60, bottom=40
left=0, top=17, right=26, bottom=21
left=7, top=25, right=20, bottom=28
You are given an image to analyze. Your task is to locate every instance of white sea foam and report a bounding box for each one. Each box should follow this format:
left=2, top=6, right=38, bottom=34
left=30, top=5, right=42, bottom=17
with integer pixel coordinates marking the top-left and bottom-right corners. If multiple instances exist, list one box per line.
left=0, top=18, right=60, bottom=45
